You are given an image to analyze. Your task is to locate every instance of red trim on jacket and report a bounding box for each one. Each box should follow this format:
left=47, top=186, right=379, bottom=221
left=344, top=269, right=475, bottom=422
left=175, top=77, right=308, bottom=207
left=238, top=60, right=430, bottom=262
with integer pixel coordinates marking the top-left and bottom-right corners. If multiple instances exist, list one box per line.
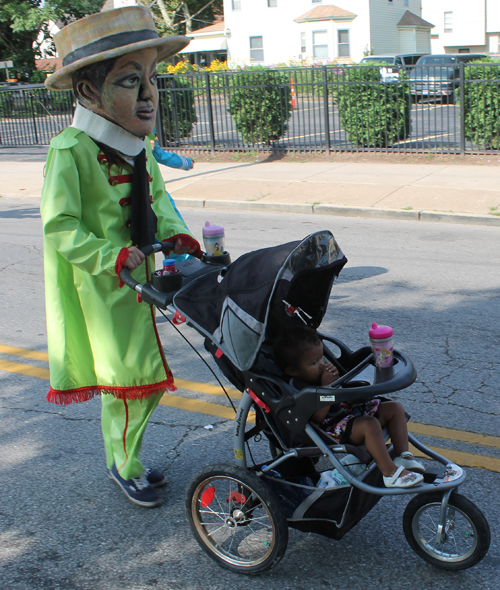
left=46, top=378, right=175, bottom=405
left=108, top=174, right=133, bottom=186
left=115, top=248, right=129, bottom=288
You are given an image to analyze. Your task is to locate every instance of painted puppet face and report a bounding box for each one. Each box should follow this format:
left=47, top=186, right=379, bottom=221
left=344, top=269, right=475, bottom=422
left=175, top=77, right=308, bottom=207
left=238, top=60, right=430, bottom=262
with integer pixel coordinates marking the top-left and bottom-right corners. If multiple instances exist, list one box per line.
left=91, top=47, right=159, bottom=138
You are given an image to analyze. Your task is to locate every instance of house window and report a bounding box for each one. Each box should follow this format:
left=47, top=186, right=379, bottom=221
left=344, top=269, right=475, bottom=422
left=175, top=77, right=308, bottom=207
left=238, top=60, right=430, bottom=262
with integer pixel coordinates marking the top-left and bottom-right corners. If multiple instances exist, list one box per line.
left=232, top=0, right=241, bottom=10
left=301, top=32, right=306, bottom=54
left=268, top=0, right=277, bottom=6
left=444, top=11, right=453, bottom=33
left=313, top=31, right=328, bottom=58
left=250, top=36, right=264, bottom=61
left=338, top=29, right=350, bottom=57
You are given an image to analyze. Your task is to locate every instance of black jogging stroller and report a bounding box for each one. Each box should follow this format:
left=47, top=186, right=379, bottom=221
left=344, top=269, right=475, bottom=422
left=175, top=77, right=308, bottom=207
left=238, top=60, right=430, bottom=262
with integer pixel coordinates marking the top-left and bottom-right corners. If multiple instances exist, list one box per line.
left=120, top=230, right=490, bottom=575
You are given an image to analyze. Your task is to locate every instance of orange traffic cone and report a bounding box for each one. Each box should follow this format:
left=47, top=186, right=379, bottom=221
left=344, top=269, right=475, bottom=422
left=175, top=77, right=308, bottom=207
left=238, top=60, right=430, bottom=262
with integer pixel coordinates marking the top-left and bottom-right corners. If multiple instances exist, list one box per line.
left=290, top=77, right=296, bottom=109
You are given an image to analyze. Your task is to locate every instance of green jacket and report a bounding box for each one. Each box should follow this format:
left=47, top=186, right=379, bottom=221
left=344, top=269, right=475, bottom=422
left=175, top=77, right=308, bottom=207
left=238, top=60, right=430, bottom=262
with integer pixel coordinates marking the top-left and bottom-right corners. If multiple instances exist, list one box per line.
left=41, top=127, right=189, bottom=405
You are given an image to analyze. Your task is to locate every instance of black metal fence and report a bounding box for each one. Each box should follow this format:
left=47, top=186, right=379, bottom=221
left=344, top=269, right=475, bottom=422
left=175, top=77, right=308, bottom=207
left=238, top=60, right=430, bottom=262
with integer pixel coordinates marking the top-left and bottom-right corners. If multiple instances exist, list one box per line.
left=2, top=63, right=500, bottom=154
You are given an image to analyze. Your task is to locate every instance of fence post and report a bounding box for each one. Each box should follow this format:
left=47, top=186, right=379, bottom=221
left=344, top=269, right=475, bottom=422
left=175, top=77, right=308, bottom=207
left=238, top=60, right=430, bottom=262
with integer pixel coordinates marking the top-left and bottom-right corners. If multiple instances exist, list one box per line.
left=459, top=63, right=465, bottom=156
left=322, top=66, right=331, bottom=154
left=29, top=93, right=38, bottom=145
left=155, top=87, right=164, bottom=147
left=204, top=71, right=216, bottom=154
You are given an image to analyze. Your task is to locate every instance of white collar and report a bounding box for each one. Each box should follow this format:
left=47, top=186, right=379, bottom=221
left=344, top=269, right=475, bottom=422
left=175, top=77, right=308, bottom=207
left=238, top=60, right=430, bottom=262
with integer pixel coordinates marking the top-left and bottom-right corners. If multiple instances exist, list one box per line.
left=71, top=103, right=146, bottom=157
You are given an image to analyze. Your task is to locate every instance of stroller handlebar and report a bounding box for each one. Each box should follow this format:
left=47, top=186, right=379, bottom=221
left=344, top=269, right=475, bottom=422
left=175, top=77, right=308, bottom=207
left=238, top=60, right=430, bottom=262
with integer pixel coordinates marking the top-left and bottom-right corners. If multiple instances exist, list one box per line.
left=119, top=242, right=177, bottom=309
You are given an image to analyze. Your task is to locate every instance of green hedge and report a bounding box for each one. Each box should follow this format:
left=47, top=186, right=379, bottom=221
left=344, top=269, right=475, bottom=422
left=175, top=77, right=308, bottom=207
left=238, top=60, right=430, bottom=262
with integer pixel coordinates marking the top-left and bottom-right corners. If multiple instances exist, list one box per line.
left=228, top=68, right=293, bottom=145
left=460, top=62, right=500, bottom=149
left=333, top=66, right=411, bottom=148
left=160, top=76, right=197, bottom=142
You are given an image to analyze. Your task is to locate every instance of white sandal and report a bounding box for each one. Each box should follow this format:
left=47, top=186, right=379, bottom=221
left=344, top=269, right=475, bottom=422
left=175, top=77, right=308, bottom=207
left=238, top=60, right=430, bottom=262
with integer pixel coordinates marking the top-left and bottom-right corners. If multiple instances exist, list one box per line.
left=394, top=451, right=425, bottom=474
left=383, top=465, right=424, bottom=488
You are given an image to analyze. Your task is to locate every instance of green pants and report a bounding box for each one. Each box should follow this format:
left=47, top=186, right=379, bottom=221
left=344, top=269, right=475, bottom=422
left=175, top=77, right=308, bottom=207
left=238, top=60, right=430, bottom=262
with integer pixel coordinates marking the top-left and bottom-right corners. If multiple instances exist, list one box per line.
left=101, top=391, right=163, bottom=480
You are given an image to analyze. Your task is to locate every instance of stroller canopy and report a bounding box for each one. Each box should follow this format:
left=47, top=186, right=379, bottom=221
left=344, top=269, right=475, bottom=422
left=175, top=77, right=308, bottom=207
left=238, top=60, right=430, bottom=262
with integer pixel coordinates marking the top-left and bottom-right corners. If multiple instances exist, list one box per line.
left=173, top=231, right=347, bottom=371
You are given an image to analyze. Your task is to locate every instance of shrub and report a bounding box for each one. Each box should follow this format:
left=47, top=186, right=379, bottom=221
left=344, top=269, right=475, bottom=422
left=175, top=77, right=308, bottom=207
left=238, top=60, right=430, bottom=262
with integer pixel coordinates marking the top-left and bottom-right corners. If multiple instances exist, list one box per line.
left=159, top=75, right=197, bottom=143
left=228, top=67, right=293, bottom=145
left=333, top=65, right=411, bottom=148
left=459, top=62, right=500, bottom=149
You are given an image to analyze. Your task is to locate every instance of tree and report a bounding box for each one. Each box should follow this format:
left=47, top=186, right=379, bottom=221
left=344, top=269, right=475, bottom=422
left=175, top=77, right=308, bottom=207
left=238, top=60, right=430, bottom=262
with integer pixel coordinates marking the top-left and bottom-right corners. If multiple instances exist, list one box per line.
left=149, top=0, right=223, bottom=36
left=0, top=0, right=102, bottom=82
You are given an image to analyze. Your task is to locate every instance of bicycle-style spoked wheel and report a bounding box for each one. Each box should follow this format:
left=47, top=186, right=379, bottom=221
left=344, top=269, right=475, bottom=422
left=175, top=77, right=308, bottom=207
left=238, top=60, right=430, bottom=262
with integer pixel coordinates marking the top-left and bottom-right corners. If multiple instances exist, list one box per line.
left=403, top=492, right=490, bottom=570
left=185, top=464, right=288, bottom=574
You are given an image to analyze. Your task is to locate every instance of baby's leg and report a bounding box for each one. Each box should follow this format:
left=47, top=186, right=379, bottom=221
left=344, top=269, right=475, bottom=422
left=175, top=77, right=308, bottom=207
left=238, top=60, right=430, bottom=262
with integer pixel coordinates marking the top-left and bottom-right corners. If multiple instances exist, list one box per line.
left=348, top=416, right=399, bottom=477
left=377, top=401, right=409, bottom=456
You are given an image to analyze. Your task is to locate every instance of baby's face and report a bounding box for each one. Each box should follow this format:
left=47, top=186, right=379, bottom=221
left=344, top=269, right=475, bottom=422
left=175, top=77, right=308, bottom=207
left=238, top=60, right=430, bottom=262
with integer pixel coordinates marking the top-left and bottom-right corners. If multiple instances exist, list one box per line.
left=294, top=341, right=326, bottom=385
left=93, top=47, right=159, bottom=138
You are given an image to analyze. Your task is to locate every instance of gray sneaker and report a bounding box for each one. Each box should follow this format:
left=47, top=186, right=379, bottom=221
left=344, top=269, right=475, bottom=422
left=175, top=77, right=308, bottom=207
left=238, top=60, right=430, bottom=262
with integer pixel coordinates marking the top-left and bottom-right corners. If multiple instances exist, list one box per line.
left=108, top=464, right=161, bottom=508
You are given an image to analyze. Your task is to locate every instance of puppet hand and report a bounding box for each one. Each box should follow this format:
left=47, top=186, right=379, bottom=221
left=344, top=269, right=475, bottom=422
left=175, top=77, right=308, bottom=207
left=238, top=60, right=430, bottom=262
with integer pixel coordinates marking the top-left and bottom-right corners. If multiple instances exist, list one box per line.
left=166, top=234, right=202, bottom=258
left=124, top=246, right=145, bottom=270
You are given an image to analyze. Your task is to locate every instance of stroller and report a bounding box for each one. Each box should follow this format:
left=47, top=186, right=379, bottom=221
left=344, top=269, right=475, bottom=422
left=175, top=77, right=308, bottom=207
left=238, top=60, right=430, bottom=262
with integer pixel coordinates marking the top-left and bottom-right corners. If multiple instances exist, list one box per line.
left=120, top=230, right=490, bottom=575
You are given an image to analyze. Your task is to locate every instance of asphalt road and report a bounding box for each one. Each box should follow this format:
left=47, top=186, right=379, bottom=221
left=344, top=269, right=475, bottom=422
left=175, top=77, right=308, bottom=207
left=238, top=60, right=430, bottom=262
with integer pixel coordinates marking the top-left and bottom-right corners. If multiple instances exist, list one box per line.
left=1, top=200, right=499, bottom=589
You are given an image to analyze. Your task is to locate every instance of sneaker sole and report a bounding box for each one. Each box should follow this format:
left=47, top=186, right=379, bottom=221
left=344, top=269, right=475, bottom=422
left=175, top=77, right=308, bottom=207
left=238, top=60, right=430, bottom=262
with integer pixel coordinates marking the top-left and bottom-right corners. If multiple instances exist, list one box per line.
left=108, top=471, right=161, bottom=508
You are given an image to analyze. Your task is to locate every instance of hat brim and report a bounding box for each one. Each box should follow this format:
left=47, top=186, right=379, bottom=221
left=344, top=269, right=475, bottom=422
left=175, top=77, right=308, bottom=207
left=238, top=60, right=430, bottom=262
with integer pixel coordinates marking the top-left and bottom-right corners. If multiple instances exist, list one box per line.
left=45, top=35, right=190, bottom=91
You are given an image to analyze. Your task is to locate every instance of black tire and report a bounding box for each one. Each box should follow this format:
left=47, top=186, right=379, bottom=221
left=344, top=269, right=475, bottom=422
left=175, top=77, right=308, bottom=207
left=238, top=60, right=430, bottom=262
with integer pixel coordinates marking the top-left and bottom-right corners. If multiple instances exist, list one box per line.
left=185, top=463, right=288, bottom=574
left=403, top=492, right=490, bottom=570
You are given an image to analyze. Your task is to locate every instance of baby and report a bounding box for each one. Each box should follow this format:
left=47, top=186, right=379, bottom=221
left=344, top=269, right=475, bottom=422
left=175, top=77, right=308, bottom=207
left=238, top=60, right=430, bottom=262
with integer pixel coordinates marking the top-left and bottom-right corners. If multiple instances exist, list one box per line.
left=273, top=326, right=424, bottom=488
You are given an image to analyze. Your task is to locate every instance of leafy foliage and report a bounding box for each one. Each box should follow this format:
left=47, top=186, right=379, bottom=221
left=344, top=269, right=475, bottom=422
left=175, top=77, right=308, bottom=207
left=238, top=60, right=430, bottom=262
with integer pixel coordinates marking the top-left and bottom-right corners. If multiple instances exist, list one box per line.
left=227, top=67, right=293, bottom=145
left=460, top=62, right=500, bottom=149
left=0, top=0, right=102, bottom=81
left=333, top=66, right=411, bottom=148
left=160, top=75, right=197, bottom=142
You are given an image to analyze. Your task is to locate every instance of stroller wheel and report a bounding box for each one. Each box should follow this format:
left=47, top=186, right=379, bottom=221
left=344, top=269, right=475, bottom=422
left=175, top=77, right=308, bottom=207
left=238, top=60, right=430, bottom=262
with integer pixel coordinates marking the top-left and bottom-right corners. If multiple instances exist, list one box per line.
left=185, top=463, right=288, bottom=574
left=402, top=492, right=490, bottom=570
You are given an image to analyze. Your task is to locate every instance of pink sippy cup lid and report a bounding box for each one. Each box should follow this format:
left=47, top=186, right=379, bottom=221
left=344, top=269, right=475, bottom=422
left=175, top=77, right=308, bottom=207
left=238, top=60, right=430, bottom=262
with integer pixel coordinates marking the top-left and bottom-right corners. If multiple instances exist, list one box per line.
left=202, top=221, right=224, bottom=236
left=369, top=322, right=393, bottom=339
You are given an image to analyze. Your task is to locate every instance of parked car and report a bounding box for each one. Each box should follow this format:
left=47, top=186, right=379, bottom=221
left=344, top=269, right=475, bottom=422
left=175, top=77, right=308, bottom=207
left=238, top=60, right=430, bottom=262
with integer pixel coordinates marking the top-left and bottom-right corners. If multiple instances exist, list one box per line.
left=409, top=54, right=488, bottom=103
left=359, top=53, right=428, bottom=82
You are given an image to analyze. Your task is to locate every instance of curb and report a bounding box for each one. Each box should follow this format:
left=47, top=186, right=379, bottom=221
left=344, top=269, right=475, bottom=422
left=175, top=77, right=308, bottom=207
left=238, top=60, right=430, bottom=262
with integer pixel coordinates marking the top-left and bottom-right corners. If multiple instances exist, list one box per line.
left=174, top=199, right=500, bottom=227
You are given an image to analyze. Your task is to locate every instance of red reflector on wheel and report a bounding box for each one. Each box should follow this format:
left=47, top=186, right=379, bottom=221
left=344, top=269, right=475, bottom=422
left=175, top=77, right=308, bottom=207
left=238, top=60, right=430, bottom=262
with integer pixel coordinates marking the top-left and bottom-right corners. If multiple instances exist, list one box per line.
left=227, top=490, right=246, bottom=504
left=201, top=486, right=215, bottom=507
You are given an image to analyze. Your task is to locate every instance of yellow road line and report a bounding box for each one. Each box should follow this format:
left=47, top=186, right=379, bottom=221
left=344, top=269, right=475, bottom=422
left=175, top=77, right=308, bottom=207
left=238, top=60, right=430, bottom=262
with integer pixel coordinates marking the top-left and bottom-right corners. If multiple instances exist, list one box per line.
left=1, top=347, right=500, bottom=462
left=159, top=393, right=257, bottom=422
left=0, top=359, right=50, bottom=380
left=175, top=378, right=241, bottom=399
left=0, top=344, right=49, bottom=362
left=411, top=444, right=500, bottom=473
left=410, top=422, right=500, bottom=450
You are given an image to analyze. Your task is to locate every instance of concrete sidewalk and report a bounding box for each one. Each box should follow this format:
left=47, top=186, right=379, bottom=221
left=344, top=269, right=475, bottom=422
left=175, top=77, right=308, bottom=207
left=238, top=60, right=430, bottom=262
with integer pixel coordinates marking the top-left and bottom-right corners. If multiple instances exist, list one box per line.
left=1, top=146, right=500, bottom=226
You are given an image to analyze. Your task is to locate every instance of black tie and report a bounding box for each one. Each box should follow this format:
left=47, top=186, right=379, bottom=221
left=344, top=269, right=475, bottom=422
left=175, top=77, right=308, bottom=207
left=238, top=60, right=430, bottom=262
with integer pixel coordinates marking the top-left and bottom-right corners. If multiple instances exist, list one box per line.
left=130, top=148, right=157, bottom=248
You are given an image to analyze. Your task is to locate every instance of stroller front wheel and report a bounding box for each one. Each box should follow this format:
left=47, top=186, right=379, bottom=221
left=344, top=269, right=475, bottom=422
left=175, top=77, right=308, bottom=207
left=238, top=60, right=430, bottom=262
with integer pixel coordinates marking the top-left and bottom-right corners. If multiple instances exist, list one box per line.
left=402, top=492, right=490, bottom=570
left=185, top=463, right=288, bottom=574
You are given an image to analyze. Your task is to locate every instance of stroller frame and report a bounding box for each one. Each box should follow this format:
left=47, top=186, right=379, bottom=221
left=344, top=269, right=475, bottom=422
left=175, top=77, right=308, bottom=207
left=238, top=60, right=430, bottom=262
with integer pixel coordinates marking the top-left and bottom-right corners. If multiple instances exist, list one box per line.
left=119, top=234, right=490, bottom=575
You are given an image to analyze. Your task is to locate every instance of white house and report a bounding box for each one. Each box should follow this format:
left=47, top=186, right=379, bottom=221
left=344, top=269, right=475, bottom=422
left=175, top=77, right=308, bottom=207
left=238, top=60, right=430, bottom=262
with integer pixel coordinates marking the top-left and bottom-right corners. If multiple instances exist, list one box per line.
left=179, top=19, right=228, bottom=66
left=422, top=0, right=500, bottom=56
left=223, top=0, right=433, bottom=66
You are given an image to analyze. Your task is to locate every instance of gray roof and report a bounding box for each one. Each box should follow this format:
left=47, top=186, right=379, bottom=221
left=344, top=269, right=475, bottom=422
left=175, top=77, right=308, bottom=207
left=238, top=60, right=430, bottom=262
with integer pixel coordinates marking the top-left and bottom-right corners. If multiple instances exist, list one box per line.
left=398, top=10, right=434, bottom=28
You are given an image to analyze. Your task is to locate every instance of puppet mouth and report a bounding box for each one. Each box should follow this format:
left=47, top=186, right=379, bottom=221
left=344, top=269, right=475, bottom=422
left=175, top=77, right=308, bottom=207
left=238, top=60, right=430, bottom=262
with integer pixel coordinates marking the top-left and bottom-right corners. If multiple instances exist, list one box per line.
left=136, top=108, right=155, bottom=120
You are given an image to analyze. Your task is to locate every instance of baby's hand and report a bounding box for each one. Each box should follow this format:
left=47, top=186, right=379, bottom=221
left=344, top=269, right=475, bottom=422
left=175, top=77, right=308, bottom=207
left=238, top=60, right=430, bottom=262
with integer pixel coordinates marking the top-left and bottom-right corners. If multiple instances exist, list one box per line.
left=321, top=364, right=339, bottom=386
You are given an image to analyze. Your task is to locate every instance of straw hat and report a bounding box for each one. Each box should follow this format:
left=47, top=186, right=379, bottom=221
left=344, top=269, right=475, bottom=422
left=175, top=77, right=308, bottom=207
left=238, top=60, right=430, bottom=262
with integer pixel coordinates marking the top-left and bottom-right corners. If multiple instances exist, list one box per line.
left=45, top=6, right=190, bottom=90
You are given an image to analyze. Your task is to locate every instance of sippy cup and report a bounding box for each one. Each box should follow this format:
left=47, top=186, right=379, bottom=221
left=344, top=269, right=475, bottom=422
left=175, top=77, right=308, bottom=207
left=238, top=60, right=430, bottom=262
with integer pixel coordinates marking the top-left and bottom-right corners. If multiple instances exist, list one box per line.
left=202, top=222, right=225, bottom=257
left=369, top=322, right=394, bottom=368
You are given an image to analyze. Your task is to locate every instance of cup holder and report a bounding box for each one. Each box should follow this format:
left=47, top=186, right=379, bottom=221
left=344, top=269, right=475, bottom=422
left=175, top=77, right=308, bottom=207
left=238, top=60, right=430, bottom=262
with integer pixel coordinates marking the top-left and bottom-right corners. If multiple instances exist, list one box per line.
left=201, top=251, right=231, bottom=266
left=151, top=270, right=183, bottom=294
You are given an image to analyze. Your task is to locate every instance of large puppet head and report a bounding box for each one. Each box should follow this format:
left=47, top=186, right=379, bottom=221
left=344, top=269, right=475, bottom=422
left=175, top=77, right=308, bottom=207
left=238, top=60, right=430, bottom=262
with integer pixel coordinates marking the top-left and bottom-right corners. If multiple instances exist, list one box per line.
left=45, top=6, right=190, bottom=138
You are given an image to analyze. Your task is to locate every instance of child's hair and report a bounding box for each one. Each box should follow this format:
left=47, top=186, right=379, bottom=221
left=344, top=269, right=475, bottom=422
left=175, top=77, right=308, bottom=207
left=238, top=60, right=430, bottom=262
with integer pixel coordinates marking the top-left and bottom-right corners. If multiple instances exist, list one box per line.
left=273, top=325, right=321, bottom=373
